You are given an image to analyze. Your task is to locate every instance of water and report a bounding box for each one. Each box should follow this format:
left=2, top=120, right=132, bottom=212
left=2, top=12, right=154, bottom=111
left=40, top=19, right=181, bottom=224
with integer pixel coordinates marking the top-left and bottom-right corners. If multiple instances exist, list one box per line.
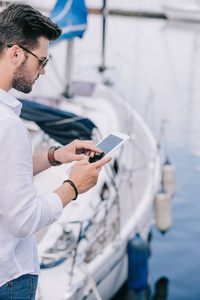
left=23, top=1, right=200, bottom=299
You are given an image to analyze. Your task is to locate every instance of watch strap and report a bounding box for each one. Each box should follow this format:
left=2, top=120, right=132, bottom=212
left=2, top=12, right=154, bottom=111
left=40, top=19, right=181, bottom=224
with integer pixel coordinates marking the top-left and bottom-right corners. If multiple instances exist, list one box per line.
left=48, top=146, right=62, bottom=166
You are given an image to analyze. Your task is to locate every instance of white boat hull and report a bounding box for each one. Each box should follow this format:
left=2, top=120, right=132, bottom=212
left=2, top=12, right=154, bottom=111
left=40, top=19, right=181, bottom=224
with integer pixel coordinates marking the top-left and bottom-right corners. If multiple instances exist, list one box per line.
left=27, top=84, right=162, bottom=300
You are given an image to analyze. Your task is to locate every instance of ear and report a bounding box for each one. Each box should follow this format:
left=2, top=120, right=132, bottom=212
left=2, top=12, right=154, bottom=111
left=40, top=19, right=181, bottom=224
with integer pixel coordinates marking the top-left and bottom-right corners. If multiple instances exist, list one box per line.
left=8, top=45, right=23, bottom=65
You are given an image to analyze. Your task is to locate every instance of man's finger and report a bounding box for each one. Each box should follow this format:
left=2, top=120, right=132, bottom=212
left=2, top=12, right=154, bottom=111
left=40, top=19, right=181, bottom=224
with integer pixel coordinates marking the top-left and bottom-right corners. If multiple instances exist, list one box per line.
left=74, top=154, right=89, bottom=161
left=75, top=141, right=103, bottom=154
left=94, top=156, right=112, bottom=168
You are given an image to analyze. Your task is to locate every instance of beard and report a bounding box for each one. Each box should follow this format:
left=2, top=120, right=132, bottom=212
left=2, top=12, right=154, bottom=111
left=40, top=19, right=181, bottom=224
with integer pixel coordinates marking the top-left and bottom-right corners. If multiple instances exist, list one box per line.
left=12, top=61, right=36, bottom=94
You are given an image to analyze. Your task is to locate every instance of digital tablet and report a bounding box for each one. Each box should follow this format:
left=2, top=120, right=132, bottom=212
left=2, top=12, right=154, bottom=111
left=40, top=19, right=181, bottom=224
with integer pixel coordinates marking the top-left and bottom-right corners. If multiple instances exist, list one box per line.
left=66, top=130, right=129, bottom=174
left=89, top=130, right=130, bottom=163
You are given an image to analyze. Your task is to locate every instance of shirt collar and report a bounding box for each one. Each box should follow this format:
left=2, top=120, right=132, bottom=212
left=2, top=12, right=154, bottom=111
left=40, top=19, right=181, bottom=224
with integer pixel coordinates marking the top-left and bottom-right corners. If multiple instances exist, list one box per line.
left=0, top=89, right=22, bottom=116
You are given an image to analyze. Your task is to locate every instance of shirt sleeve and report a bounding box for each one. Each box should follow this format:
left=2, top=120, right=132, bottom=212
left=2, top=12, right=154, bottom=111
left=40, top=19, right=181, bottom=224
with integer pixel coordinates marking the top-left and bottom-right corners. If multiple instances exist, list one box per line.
left=0, top=117, right=63, bottom=238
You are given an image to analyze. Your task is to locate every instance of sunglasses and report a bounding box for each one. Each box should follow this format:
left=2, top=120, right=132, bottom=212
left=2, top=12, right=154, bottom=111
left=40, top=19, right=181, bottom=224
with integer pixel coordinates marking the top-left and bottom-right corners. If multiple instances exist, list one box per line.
left=7, top=44, right=49, bottom=69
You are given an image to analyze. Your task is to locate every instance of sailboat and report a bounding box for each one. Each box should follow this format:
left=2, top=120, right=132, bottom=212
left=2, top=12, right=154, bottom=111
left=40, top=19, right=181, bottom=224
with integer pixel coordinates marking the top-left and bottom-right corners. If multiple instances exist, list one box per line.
left=16, top=0, right=162, bottom=299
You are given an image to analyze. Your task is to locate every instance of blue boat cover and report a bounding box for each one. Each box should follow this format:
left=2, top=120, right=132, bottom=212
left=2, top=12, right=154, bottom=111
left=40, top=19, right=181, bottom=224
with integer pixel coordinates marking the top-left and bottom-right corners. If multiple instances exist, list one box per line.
left=50, top=0, right=88, bottom=41
left=19, top=99, right=96, bottom=145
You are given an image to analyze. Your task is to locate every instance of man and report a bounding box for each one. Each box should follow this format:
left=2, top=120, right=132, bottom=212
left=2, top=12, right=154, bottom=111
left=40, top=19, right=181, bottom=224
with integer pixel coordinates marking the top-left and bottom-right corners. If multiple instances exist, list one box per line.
left=0, top=3, right=111, bottom=299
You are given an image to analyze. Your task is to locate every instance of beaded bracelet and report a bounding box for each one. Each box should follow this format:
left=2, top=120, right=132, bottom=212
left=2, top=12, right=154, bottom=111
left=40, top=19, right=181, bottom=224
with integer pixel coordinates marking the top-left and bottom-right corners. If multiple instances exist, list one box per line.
left=63, top=179, right=78, bottom=201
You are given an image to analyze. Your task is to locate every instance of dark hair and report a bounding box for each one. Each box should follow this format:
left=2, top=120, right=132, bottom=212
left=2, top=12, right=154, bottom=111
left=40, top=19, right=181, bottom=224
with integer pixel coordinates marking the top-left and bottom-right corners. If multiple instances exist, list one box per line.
left=0, top=3, right=62, bottom=56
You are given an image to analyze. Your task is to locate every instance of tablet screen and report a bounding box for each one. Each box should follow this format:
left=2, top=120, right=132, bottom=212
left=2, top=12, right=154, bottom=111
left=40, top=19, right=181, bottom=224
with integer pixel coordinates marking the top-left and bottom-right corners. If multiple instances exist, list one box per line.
left=97, top=134, right=123, bottom=155
left=89, top=134, right=124, bottom=163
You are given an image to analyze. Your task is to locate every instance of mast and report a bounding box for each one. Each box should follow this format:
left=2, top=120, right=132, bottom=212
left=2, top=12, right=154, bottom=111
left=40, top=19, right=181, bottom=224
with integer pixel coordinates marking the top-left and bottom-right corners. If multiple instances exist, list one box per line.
left=63, top=39, right=74, bottom=98
left=99, top=0, right=107, bottom=72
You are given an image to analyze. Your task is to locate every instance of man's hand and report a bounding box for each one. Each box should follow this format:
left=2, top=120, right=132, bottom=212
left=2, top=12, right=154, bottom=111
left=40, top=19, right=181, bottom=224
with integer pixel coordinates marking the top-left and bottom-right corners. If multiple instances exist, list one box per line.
left=54, top=155, right=112, bottom=207
left=54, top=139, right=104, bottom=164
left=68, top=155, right=112, bottom=194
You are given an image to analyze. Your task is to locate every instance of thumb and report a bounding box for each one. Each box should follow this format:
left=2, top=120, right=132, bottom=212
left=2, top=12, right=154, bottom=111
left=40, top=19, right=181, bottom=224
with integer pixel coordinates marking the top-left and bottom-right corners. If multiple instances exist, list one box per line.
left=74, top=154, right=89, bottom=161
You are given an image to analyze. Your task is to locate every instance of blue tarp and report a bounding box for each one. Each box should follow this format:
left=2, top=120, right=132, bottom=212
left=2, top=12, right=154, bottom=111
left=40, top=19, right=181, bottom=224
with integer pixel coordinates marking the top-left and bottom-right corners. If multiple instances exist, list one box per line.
left=50, top=0, right=88, bottom=40
left=19, top=99, right=96, bottom=145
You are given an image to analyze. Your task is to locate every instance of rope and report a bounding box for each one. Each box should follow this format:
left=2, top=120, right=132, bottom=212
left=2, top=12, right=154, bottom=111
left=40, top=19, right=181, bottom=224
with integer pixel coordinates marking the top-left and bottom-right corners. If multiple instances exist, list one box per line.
left=80, top=263, right=103, bottom=300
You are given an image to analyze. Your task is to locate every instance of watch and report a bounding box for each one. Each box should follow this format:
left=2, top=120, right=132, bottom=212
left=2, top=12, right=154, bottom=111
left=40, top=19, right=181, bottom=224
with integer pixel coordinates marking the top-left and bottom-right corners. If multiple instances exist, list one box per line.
left=48, top=146, right=62, bottom=166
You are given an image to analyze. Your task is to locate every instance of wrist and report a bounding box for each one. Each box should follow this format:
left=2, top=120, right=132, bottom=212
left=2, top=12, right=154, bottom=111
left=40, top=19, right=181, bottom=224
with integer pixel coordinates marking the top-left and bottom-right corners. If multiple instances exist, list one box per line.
left=48, top=146, right=62, bottom=166
left=63, top=179, right=78, bottom=200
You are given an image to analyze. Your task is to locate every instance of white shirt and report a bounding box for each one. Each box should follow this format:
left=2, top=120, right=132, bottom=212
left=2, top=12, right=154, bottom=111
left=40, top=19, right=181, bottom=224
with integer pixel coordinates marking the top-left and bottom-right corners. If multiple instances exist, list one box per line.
left=0, top=89, right=63, bottom=287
